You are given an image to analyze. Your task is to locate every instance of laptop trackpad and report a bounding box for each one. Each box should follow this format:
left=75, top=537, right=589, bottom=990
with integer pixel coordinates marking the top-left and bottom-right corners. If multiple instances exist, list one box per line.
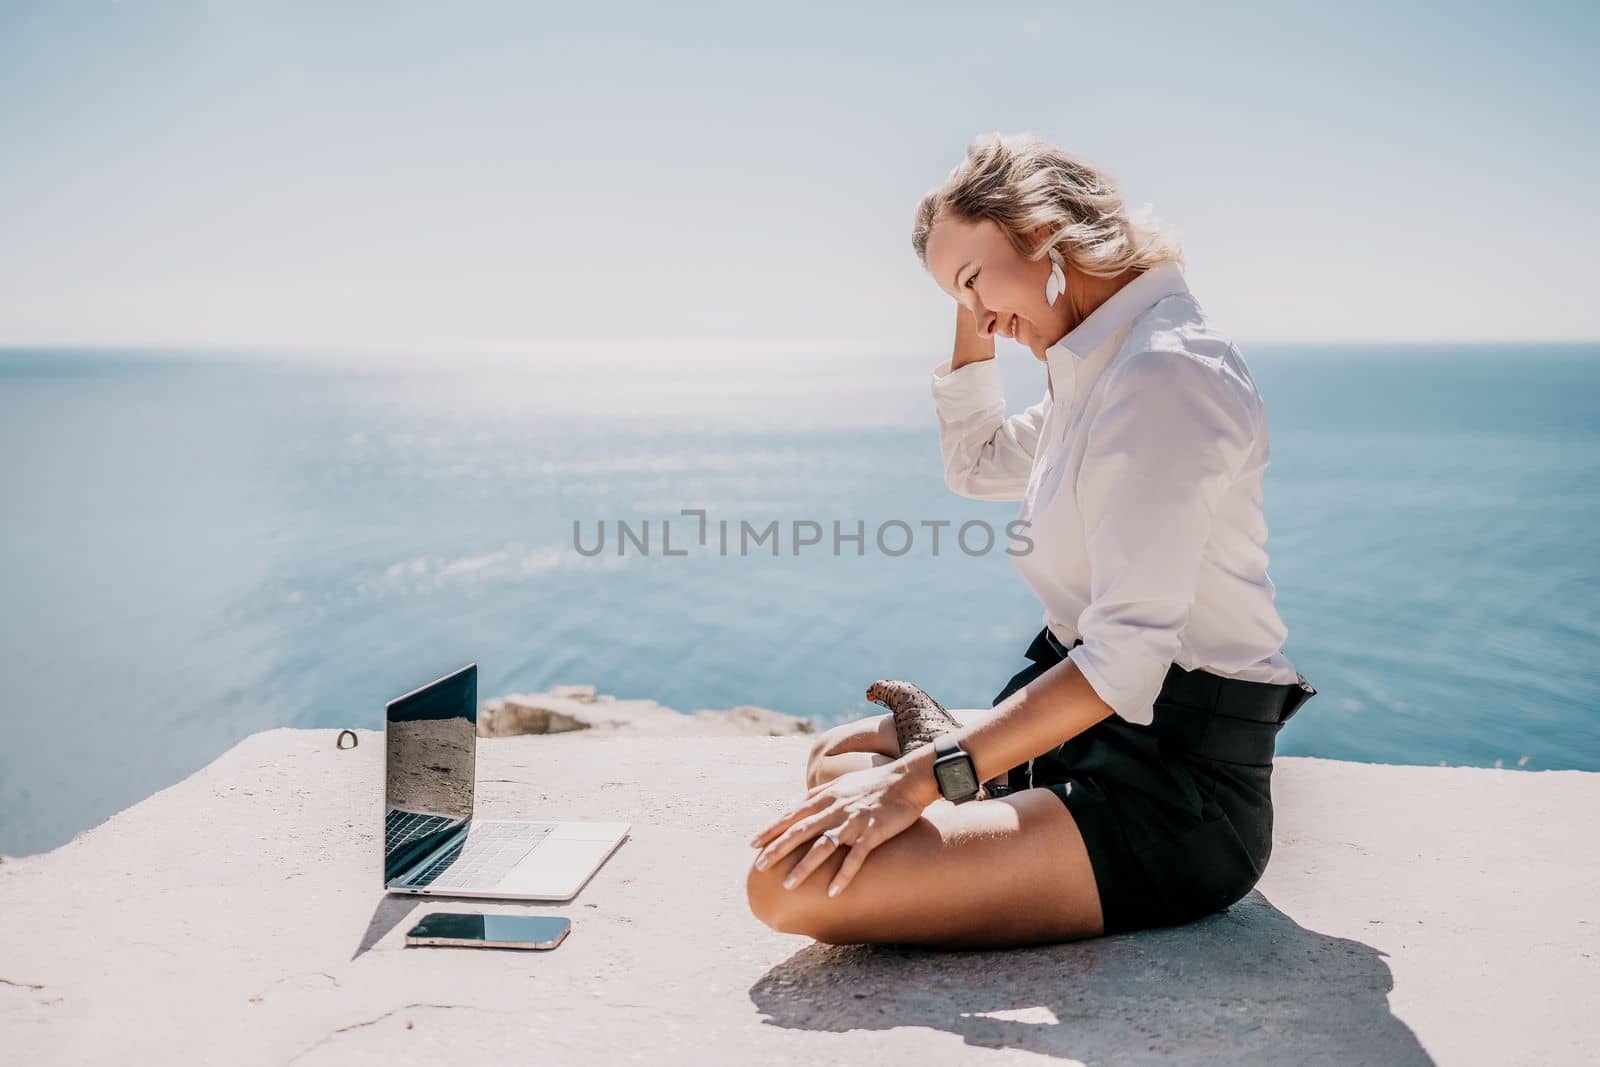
left=497, top=838, right=618, bottom=898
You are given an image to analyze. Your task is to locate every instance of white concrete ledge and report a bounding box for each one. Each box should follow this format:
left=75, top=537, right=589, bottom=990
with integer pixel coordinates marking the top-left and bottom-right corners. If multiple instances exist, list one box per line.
left=2, top=727, right=1595, bottom=1065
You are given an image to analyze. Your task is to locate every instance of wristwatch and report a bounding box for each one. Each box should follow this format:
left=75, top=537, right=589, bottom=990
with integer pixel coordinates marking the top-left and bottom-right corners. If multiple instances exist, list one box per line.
left=932, top=733, right=980, bottom=803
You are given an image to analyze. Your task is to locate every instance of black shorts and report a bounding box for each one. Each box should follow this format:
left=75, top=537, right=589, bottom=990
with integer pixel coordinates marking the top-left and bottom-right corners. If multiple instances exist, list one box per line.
left=990, top=626, right=1317, bottom=936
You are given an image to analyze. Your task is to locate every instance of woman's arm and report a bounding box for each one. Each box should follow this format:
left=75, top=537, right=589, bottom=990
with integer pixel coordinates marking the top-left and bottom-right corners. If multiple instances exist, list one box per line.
left=931, top=304, right=1049, bottom=502
left=893, top=657, right=1115, bottom=807
left=904, top=348, right=1257, bottom=796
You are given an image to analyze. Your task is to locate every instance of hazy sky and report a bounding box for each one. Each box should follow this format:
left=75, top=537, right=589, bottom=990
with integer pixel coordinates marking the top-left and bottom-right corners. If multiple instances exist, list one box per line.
left=2, top=1, right=1595, bottom=352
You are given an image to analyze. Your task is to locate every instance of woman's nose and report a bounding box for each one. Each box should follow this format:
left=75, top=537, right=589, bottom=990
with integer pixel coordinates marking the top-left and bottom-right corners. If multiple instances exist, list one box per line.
left=967, top=299, right=998, bottom=337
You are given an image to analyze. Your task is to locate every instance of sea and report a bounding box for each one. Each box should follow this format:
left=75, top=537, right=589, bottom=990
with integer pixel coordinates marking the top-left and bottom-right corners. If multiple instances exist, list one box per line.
left=2, top=342, right=1597, bottom=856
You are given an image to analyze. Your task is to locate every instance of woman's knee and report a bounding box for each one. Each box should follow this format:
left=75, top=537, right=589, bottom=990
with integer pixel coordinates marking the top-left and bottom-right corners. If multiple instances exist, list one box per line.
left=745, top=845, right=843, bottom=936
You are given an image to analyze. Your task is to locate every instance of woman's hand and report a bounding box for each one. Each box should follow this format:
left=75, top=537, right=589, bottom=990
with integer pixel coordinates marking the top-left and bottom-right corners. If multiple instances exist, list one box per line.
left=749, top=760, right=932, bottom=898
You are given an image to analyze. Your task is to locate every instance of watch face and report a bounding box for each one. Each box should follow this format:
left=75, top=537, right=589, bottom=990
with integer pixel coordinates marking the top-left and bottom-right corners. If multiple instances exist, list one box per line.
left=936, top=758, right=978, bottom=798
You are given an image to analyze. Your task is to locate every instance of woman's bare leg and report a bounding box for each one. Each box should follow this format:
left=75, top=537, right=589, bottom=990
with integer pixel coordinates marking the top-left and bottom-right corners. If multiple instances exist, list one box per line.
left=804, top=713, right=898, bottom=789
left=746, top=787, right=1106, bottom=947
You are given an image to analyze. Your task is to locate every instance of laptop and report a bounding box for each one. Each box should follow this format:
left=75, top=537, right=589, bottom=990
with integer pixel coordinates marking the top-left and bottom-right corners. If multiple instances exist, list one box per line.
left=383, top=663, right=629, bottom=900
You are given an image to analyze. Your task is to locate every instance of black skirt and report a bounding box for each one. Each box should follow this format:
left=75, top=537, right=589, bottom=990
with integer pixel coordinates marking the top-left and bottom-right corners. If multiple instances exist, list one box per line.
left=990, top=626, right=1317, bottom=936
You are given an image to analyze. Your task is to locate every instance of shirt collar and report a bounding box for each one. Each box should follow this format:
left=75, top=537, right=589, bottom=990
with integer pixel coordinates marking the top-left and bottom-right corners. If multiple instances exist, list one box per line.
left=1044, top=260, right=1191, bottom=365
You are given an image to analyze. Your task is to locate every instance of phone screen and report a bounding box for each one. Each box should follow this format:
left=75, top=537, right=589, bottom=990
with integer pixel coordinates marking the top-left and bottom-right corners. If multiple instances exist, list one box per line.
left=406, top=912, right=571, bottom=948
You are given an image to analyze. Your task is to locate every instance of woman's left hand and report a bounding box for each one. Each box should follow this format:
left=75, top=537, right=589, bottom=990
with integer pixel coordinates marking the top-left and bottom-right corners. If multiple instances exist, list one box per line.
left=749, top=761, right=929, bottom=898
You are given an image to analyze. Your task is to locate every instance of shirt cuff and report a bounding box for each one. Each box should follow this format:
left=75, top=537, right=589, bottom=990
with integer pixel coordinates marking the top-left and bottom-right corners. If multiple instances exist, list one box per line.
left=930, top=357, right=1005, bottom=422
left=1066, top=640, right=1161, bottom=727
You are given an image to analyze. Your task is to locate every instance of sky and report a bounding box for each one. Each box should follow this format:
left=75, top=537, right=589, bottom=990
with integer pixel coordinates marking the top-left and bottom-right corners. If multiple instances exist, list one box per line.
left=1, top=1, right=1596, bottom=353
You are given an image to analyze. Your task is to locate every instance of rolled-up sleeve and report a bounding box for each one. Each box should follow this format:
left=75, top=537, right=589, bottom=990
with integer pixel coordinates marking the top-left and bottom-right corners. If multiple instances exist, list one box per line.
left=929, top=357, right=1048, bottom=502
left=1065, top=348, right=1258, bottom=725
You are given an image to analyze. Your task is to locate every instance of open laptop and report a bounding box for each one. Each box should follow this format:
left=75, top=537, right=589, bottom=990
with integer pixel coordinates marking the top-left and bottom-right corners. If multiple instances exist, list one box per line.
left=383, top=663, right=629, bottom=900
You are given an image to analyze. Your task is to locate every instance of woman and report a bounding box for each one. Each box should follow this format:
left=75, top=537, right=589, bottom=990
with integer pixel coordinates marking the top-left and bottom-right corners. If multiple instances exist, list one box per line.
left=745, top=133, right=1316, bottom=947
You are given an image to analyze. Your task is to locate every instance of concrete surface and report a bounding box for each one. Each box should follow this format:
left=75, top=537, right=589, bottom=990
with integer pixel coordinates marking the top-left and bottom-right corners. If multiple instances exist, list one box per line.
left=1, top=728, right=1595, bottom=1066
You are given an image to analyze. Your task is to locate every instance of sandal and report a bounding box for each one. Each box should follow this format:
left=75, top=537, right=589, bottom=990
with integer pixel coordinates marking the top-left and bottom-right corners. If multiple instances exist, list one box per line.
left=864, top=679, right=996, bottom=800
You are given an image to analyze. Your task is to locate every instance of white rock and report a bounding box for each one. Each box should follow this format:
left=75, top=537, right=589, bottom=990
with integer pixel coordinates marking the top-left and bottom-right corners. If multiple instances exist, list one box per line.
left=479, top=685, right=814, bottom=737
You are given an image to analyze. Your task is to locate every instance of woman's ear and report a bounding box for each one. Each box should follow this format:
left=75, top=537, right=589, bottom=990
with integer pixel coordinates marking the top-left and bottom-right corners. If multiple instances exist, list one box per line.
left=1018, top=224, right=1054, bottom=258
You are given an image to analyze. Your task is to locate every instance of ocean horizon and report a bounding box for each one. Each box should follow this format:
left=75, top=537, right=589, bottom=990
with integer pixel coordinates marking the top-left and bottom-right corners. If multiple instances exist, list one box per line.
left=2, top=341, right=1597, bottom=856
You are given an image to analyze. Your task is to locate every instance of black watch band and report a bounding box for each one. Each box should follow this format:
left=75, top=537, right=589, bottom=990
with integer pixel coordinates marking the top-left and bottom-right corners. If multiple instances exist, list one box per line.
left=932, top=732, right=980, bottom=804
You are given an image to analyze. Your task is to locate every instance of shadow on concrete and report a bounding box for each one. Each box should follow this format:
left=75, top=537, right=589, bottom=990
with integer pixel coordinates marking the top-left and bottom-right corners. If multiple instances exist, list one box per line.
left=351, top=895, right=424, bottom=960
left=749, top=890, right=1431, bottom=1064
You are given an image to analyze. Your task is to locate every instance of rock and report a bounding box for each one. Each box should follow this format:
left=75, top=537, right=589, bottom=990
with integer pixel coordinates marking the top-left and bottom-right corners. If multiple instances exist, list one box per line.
left=689, top=704, right=815, bottom=736
left=479, top=685, right=814, bottom=738
left=544, top=684, right=601, bottom=701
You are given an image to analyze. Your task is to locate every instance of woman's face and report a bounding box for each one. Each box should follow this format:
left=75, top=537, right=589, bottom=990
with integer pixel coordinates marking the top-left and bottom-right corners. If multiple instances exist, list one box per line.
left=924, top=213, right=1066, bottom=362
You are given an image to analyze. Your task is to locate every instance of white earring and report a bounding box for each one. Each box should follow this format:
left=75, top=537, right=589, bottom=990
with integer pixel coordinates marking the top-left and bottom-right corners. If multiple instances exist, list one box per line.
left=1045, top=257, right=1066, bottom=307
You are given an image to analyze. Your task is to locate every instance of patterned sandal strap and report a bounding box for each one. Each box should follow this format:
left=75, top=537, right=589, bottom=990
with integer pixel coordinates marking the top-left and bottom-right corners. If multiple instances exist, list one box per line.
left=865, top=679, right=962, bottom=754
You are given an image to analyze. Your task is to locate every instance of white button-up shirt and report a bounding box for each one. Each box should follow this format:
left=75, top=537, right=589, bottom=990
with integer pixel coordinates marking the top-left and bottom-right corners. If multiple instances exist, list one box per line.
left=930, top=260, right=1301, bottom=726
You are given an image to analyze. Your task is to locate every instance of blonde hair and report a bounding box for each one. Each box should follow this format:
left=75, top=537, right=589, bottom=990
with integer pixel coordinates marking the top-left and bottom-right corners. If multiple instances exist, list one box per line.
left=911, top=132, right=1184, bottom=279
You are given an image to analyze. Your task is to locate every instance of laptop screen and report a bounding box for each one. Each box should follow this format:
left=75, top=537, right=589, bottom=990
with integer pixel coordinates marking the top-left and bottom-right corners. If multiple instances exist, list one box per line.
left=384, top=663, right=477, bottom=884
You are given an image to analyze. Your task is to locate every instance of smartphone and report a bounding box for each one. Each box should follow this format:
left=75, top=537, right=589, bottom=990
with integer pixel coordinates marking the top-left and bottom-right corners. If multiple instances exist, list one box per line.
left=405, top=912, right=571, bottom=950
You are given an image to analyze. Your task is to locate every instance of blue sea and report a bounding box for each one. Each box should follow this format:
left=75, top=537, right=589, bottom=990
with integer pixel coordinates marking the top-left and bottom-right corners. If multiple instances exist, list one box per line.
left=2, top=343, right=1597, bottom=856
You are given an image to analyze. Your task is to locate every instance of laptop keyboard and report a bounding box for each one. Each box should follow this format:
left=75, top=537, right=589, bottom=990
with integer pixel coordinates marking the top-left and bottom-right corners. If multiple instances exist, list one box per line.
left=403, top=821, right=558, bottom=889
left=386, top=809, right=459, bottom=853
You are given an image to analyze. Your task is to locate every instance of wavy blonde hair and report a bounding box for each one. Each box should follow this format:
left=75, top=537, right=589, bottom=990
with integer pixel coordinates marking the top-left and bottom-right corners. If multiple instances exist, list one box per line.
left=911, top=132, right=1184, bottom=280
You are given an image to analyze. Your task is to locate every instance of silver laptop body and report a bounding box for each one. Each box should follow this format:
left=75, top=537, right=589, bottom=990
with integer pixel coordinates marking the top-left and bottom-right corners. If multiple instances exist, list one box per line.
left=383, top=663, right=629, bottom=901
